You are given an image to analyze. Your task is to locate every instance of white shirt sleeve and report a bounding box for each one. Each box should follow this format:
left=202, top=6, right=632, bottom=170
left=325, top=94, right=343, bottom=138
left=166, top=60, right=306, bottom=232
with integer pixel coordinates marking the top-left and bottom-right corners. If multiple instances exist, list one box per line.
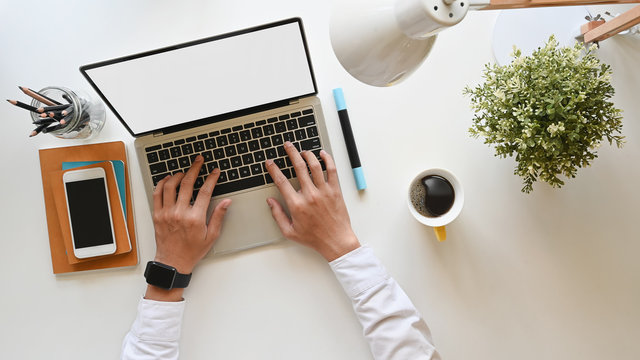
left=120, top=298, right=185, bottom=360
left=329, top=246, right=441, bottom=360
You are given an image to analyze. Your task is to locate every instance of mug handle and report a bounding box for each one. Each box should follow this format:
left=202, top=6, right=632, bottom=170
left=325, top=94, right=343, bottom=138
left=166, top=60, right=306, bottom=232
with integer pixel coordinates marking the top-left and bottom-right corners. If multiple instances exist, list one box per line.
left=434, top=226, right=446, bottom=242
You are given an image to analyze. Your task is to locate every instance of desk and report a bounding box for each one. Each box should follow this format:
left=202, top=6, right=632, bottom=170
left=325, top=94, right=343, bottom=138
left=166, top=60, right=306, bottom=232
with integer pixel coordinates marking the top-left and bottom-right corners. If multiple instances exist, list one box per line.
left=1, top=1, right=639, bottom=359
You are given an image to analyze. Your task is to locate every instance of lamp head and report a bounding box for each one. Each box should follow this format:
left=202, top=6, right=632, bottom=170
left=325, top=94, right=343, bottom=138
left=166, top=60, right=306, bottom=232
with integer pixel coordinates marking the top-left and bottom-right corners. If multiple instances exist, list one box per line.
left=330, top=0, right=469, bottom=87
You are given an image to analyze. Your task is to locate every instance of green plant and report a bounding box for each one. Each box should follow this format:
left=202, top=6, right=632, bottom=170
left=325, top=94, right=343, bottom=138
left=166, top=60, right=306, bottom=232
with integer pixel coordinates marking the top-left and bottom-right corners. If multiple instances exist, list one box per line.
left=464, top=35, right=624, bottom=193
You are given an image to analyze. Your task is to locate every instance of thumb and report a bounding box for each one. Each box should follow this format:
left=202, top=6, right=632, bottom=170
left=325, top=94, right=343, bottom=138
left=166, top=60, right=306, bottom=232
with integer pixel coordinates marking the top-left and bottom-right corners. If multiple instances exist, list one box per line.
left=267, top=198, right=293, bottom=238
left=206, top=199, right=231, bottom=241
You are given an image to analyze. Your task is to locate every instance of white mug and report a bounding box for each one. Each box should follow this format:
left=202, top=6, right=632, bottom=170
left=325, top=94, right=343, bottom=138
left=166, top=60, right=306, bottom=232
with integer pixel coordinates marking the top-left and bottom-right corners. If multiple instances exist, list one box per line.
left=407, top=168, right=464, bottom=241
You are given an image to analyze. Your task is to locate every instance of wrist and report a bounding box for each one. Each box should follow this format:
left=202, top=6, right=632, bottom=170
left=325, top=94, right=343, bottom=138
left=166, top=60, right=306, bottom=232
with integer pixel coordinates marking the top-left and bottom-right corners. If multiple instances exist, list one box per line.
left=144, top=285, right=185, bottom=302
left=318, top=233, right=361, bottom=262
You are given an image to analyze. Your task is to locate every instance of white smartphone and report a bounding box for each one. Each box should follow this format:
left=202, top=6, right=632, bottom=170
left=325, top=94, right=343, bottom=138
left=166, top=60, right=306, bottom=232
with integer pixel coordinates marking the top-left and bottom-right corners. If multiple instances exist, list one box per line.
left=63, top=167, right=117, bottom=258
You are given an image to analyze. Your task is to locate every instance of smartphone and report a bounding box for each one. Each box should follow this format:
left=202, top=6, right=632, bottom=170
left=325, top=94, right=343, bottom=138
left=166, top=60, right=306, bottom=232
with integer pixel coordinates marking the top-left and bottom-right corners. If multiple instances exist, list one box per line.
left=63, top=167, right=117, bottom=258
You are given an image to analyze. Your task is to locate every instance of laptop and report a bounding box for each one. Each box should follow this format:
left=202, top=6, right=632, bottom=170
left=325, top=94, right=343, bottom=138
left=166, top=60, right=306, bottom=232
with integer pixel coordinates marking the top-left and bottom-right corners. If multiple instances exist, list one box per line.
left=80, top=18, right=333, bottom=255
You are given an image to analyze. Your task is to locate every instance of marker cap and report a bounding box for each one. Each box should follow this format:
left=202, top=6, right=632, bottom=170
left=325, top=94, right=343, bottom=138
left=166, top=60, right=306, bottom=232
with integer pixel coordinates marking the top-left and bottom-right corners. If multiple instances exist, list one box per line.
left=352, top=167, right=367, bottom=190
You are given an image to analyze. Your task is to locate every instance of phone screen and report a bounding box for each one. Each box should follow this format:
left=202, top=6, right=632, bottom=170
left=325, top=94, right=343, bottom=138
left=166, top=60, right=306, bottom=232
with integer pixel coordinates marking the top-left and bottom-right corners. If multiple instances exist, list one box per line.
left=65, top=178, right=114, bottom=249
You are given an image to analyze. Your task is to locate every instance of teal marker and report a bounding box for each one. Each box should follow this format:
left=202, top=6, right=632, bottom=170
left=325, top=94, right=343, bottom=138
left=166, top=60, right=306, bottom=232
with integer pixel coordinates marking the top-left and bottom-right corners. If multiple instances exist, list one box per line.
left=332, top=88, right=366, bottom=190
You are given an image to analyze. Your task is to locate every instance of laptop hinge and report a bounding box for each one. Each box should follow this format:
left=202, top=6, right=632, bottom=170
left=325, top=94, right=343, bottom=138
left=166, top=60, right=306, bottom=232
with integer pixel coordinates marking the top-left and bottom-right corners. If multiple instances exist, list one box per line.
left=152, top=131, right=164, bottom=137
left=289, top=99, right=300, bottom=105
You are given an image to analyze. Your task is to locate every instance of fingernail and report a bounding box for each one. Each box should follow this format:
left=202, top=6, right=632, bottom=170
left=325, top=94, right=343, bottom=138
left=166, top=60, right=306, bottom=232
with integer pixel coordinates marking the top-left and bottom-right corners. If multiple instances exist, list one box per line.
left=196, top=155, right=203, bottom=162
left=284, top=141, right=292, bottom=148
left=222, top=199, right=231, bottom=209
left=266, top=159, right=274, bottom=167
left=266, top=198, right=273, bottom=208
left=320, top=150, right=327, bottom=156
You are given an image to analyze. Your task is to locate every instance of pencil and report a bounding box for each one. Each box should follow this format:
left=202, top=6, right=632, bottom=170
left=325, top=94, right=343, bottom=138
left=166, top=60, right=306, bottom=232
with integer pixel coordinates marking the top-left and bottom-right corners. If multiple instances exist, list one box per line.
left=42, top=123, right=63, bottom=133
left=18, top=86, right=62, bottom=106
left=62, top=94, right=72, bottom=104
left=7, top=99, right=39, bottom=113
left=37, top=104, right=71, bottom=113
left=61, top=107, right=74, bottom=116
left=29, top=123, right=50, bottom=137
left=33, top=118, right=56, bottom=125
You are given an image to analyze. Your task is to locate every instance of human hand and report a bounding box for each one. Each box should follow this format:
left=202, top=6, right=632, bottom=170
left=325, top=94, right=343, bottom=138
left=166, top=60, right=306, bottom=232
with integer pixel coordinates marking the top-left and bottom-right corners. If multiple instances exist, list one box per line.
left=152, top=155, right=231, bottom=274
left=266, top=142, right=360, bottom=262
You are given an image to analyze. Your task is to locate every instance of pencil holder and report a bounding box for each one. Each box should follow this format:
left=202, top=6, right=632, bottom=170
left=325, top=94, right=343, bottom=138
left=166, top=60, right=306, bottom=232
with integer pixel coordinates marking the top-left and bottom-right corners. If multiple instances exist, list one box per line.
left=29, top=86, right=105, bottom=139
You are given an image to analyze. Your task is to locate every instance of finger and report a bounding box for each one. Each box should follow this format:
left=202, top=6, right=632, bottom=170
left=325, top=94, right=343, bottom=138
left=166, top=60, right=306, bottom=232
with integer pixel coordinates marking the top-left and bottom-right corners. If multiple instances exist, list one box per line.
left=153, top=175, right=171, bottom=212
left=266, top=198, right=293, bottom=239
left=193, top=167, right=220, bottom=211
left=163, top=172, right=185, bottom=208
left=177, top=155, right=204, bottom=204
left=266, top=158, right=297, bottom=200
left=320, top=150, right=339, bottom=188
left=284, top=141, right=313, bottom=189
left=301, top=150, right=324, bottom=187
left=206, top=199, right=232, bottom=242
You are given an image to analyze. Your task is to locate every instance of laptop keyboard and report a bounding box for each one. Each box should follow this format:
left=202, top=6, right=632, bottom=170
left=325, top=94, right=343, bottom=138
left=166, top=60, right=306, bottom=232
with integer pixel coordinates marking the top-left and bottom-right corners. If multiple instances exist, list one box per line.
left=144, top=108, right=325, bottom=200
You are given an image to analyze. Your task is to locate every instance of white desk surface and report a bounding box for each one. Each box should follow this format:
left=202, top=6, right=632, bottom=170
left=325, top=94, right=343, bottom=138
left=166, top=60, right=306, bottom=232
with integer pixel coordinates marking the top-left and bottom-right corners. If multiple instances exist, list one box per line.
left=1, top=1, right=639, bottom=359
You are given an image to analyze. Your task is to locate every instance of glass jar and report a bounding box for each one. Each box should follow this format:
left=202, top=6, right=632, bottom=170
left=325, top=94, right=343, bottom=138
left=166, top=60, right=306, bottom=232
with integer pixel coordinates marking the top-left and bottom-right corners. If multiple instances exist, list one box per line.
left=29, top=86, right=105, bottom=139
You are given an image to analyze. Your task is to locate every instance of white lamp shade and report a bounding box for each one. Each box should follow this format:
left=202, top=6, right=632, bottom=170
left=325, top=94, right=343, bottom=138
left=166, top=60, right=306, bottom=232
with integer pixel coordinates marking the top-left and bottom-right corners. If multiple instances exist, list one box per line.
left=330, top=0, right=468, bottom=87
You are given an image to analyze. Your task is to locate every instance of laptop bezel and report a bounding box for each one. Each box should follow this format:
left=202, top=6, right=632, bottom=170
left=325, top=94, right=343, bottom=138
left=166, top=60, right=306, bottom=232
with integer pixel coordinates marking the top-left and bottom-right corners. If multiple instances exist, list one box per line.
left=79, top=17, right=318, bottom=138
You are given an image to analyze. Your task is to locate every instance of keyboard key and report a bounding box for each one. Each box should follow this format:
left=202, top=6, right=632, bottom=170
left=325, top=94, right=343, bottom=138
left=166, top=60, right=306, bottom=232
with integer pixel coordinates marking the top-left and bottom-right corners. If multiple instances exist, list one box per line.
left=225, top=145, right=237, bottom=157
left=178, top=156, right=190, bottom=168
left=190, top=154, right=199, bottom=162
left=301, top=137, right=321, bottom=151
left=265, top=148, right=277, bottom=159
left=194, top=177, right=204, bottom=189
left=221, top=128, right=232, bottom=134
left=243, top=123, right=255, bottom=129
left=293, top=142, right=301, bottom=152
left=281, top=168, right=292, bottom=179
left=147, top=152, right=159, bottom=163
left=271, top=134, right=284, bottom=146
left=253, top=150, right=265, bottom=162
left=251, top=127, right=263, bottom=138
left=219, top=159, right=231, bottom=170
left=205, top=138, right=216, bottom=149
left=265, top=173, right=273, bottom=184
left=145, top=145, right=161, bottom=152
left=170, top=147, right=182, bottom=158
left=199, top=166, right=207, bottom=176
left=250, top=163, right=262, bottom=175
left=197, top=133, right=208, bottom=140
left=231, top=156, right=242, bottom=168
left=209, top=130, right=220, bottom=137
left=218, top=171, right=227, bottom=183
left=240, top=130, right=251, bottom=141
left=228, top=133, right=240, bottom=144
left=162, top=142, right=174, bottom=148
left=298, top=115, right=315, bottom=127
left=152, top=174, right=168, bottom=186
left=159, top=149, right=170, bottom=161
left=213, top=148, right=225, bottom=159
left=302, top=108, right=314, bottom=115
left=283, top=132, right=295, bottom=142
left=274, top=158, right=285, bottom=169
left=278, top=114, right=290, bottom=120
left=260, top=137, right=272, bottom=149
left=174, top=139, right=185, bottom=145
left=150, top=162, right=168, bottom=175
left=232, top=125, right=243, bottom=131
left=167, top=159, right=179, bottom=171
left=294, top=129, right=307, bottom=141
left=277, top=146, right=287, bottom=157
left=186, top=136, right=197, bottom=142
left=286, top=119, right=298, bottom=130
left=237, top=143, right=248, bottom=154
left=227, top=169, right=239, bottom=181
left=242, top=153, right=254, bottom=165
left=202, top=150, right=214, bottom=162
left=275, top=122, right=286, bottom=133
left=212, top=175, right=266, bottom=196
left=193, top=141, right=205, bottom=152
left=239, top=166, right=251, bottom=178
left=286, top=157, right=292, bottom=167
left=256, top=119, right=267, bottom=126
left=207, top=162, right=218, bottom=173
left=307, top=126, right=319, bottom=138
left=290, top=111, right=301, bottom=118
left=263, top=124, right=275, bottom=136
left=267, top=117, right=278, bottom=123
left=248, top=140, right=260, bottom=151
left=216, top=135, right=228, bottom=146
left=181, top=143, right=194, bottom=155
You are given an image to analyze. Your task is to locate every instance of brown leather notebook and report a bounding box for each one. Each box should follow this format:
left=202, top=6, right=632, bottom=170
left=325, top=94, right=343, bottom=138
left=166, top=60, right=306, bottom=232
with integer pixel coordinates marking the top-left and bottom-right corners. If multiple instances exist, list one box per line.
left=39, top=141, right=138, bottom=274
left=50, top=161, right=132, bottom=264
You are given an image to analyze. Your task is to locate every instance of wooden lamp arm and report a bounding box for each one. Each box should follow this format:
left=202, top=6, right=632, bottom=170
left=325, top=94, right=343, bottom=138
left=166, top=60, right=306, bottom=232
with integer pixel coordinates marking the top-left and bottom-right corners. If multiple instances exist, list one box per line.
left=478, top=0, right=638, bottom=10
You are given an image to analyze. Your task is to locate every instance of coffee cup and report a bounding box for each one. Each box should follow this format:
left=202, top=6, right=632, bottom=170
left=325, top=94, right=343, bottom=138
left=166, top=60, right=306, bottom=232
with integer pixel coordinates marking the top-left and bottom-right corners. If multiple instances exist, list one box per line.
left=407, top=168, right=464, bottom=241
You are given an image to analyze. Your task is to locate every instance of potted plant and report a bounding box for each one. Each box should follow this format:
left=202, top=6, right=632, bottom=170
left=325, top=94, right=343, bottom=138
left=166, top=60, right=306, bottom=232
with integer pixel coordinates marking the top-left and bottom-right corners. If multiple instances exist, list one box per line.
left=464, top=35, right=624, bottom=193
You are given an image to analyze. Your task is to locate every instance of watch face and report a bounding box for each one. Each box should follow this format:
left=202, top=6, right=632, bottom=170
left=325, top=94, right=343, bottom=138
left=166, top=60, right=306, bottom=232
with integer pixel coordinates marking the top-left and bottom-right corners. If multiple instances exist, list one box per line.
left=146, top=262, right=176, bottom=289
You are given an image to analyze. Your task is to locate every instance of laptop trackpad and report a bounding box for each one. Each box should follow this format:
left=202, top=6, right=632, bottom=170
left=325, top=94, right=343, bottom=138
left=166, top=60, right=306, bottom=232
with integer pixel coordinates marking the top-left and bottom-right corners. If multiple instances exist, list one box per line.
left=206, top=184, right=290, bottom=256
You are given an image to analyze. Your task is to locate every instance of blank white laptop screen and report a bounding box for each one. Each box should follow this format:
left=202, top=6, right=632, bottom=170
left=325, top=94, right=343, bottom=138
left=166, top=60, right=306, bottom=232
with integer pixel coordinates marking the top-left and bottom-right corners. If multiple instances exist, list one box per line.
left=83, top=21, right=315, bottom=135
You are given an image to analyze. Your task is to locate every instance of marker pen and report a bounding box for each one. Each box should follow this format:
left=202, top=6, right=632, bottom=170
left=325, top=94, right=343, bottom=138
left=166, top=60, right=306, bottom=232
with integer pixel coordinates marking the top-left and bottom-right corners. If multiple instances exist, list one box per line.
left=332, top=88, right=366, bottom=191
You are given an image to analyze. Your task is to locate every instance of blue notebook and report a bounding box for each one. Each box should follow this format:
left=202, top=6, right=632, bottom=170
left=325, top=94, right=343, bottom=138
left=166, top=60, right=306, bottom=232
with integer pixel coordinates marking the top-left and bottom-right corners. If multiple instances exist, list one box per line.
left=62, top=160, right=127, bottom=219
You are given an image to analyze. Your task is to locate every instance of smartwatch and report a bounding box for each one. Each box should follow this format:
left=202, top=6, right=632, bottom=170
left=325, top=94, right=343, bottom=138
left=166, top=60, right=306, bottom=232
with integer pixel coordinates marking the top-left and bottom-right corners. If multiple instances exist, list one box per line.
left=144, top=261, right=192, bottom=290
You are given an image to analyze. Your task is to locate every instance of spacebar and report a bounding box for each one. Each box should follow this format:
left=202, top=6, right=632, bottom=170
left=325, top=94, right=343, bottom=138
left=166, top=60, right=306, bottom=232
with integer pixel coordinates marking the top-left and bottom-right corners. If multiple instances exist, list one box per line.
left=212, top=175, right=266, bottom=197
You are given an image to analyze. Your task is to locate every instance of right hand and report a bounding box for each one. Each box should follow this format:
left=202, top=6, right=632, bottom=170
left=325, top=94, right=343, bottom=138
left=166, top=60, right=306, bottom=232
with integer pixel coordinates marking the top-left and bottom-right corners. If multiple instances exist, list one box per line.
left=265, top=142, right=360, bottom=262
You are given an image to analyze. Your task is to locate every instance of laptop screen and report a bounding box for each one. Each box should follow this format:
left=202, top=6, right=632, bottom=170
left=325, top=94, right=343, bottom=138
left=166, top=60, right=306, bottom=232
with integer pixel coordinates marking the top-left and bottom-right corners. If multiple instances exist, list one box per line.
left=81, top=19, right=316, bottom=137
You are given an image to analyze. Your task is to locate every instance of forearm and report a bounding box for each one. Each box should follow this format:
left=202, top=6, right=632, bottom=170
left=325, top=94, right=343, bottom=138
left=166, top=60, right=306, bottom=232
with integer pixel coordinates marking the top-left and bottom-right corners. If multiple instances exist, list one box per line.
left=330, top=246, right=440, bottom=360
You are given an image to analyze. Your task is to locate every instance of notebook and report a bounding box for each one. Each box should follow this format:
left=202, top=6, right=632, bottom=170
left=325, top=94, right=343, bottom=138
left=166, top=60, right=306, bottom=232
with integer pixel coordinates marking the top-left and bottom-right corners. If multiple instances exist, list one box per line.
left=80, top=18, right=334, bottom=255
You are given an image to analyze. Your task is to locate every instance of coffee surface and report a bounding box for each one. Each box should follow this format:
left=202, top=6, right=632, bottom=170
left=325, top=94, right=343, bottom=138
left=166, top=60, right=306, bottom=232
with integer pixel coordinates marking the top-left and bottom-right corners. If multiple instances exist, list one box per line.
left=410, top=175, right=455, bottom=217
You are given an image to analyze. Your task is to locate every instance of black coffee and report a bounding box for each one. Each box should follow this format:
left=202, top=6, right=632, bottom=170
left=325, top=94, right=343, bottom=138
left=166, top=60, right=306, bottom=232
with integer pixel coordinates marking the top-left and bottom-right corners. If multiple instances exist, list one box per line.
left=410, top=175, right=455, bottom=217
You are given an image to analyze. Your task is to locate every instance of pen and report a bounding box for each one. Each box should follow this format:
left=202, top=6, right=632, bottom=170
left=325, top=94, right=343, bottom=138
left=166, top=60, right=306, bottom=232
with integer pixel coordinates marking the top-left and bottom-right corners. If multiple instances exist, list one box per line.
left=332, top=88, right=367, bottom=191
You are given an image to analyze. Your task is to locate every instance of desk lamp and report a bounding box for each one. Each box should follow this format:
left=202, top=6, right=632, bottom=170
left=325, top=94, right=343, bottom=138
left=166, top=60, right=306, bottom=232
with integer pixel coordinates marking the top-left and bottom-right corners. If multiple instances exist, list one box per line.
left=330, top=0, right=640, bottom=87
